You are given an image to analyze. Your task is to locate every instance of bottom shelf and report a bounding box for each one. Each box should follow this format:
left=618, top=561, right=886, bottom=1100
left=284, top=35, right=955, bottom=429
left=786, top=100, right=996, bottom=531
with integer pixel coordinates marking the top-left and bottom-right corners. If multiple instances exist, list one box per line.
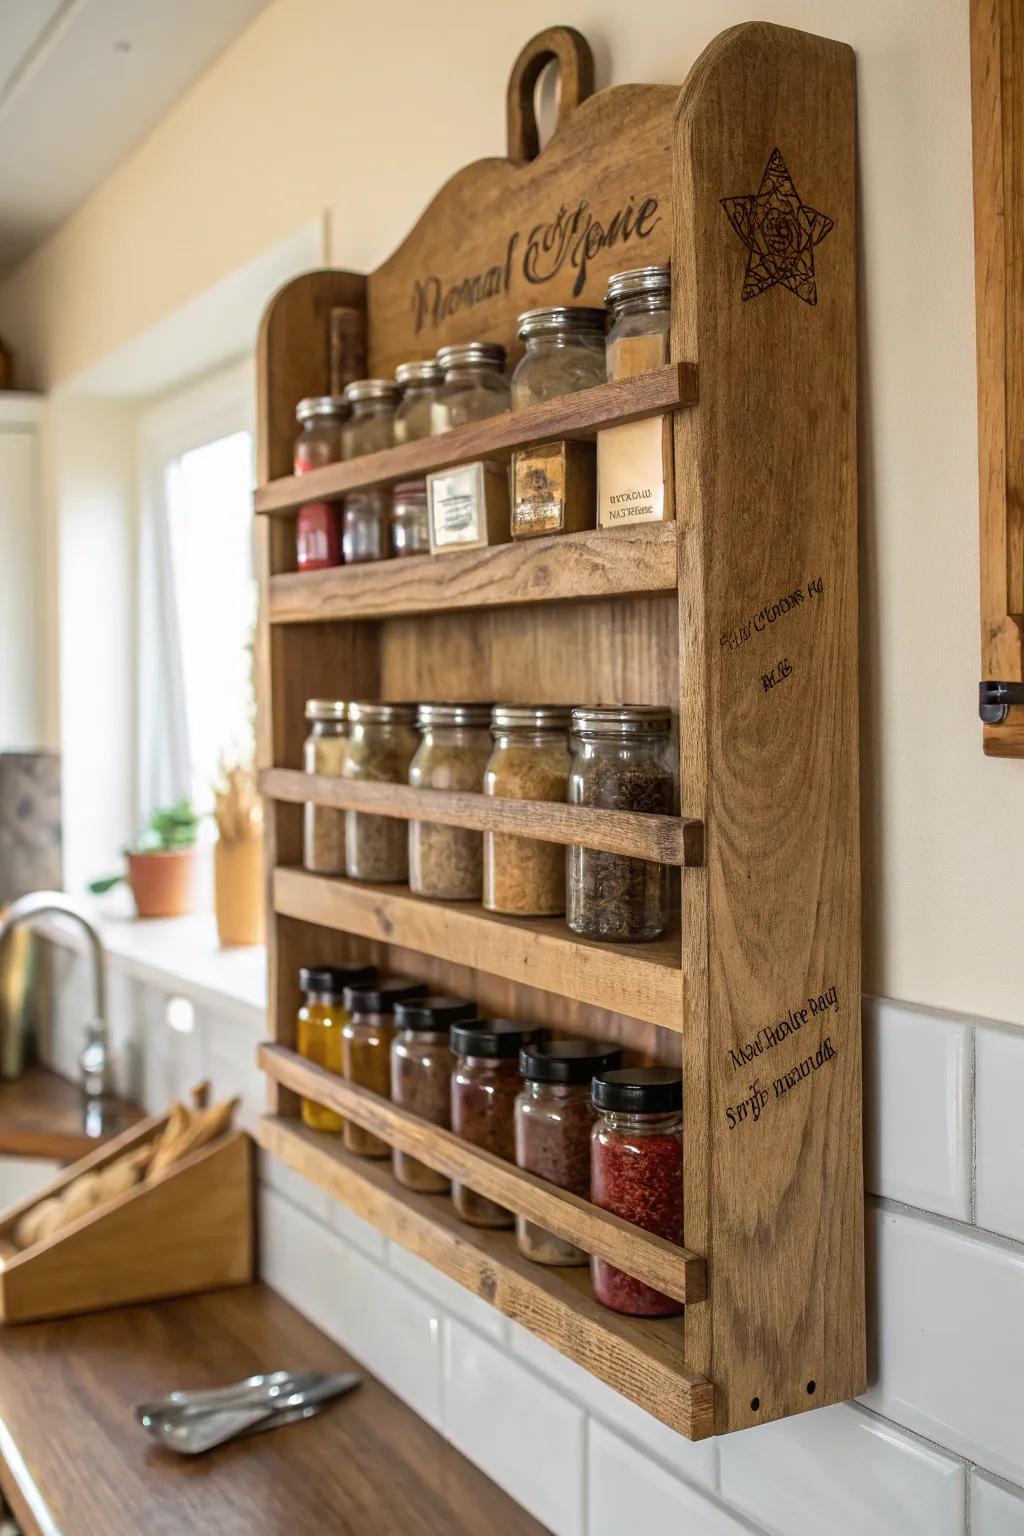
left=255, top=1115, right=713, bottom=1440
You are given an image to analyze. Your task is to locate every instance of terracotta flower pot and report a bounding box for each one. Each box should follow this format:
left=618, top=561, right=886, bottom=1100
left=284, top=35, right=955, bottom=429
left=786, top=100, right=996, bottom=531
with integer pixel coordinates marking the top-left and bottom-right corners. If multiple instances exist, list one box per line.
left=214, top=836, right=265, bottom=947
left=127, top=848, right=199, bottom=919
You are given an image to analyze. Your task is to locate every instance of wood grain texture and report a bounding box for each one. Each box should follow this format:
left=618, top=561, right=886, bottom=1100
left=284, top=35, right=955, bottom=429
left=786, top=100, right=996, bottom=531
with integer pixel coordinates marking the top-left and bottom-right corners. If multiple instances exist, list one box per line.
left=260, top=766, right=700, bottom=864
left=260, top=1043, right=704, bottom=1303
left=0, top=1284, right=546, bottom=1536
left=255, top=364, right=695, bottom=517
left=972, top=0, right=1024, bottom=752
left=268, top=521, right=678, bottom=623
left=274, top=866, right=682, bottom=1030
left=0, top=1125, right=253, bottom=1323
left=506, top=26, right=594, bottom=163
left=0, top=1066, right=144, bottom=1162
left=674, top=23, right=864, bottom=1431
left=256, top=1115, right=713, bottom=1439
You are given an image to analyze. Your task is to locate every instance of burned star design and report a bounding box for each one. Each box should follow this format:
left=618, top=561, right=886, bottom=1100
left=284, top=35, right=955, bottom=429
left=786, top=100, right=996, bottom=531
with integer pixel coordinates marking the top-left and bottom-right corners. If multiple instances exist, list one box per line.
left=720, top=148, right=834, bottom=305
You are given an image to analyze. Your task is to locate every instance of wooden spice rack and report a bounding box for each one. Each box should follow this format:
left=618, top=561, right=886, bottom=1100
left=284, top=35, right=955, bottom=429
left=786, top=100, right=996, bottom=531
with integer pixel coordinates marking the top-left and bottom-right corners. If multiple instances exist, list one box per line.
left=254, top=21, right=864, bottom=1439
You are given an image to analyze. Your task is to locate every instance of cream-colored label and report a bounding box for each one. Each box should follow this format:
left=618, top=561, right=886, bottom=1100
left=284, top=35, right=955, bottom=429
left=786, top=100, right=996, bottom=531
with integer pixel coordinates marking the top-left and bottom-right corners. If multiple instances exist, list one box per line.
left=428, top=464, right=484, bottom=549
left=597, top=416, right=670, bottom=527
left=513, top=443, right=565, bottom=537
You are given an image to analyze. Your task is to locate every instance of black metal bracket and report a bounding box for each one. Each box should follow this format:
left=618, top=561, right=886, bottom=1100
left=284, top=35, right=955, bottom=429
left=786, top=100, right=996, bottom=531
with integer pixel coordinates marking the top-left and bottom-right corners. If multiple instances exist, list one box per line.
left=979, top=680, right=1024, bottom=724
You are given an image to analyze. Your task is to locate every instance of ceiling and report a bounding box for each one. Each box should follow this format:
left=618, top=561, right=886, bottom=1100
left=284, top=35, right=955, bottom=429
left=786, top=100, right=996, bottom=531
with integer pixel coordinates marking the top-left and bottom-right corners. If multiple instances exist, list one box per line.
left=0, top=0, right=271, bottom=280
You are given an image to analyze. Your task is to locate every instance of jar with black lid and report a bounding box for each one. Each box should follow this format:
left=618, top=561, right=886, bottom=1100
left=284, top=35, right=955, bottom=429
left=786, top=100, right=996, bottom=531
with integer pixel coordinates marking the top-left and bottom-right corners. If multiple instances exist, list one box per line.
left=431, top=343, right=510, bottom=432
left=450, top=1018, right=540, bottom=1227
left=394, top=360, right=445, bottom=443
left=391, top=995, right=477, bottom=1192
left=567, top=706, right=675, bottom=942
left=341, top=978, right=429, bottom=1158
left=591, top=1067, right=683, bottom=1317
left=511, top=307, right=607, bottom=408
left=296, top=962, right=377, bottom=1134
left=514, top=1039, right=622, bottom=1265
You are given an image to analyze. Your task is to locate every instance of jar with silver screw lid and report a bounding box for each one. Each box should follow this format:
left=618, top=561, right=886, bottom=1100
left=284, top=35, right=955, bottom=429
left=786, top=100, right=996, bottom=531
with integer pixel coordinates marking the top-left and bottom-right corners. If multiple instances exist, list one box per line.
left=605, top=265, right=671, bottom=379
left=510, top=307, right=607, bottom=408
left=394, top=359, right=445, bottom=443
left=431, top=342, right=510, bottom=432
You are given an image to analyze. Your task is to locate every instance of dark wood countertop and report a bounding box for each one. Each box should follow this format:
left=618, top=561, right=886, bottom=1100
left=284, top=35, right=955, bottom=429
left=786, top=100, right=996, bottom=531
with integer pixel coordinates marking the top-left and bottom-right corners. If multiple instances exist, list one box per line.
left=0, top=1284, right=543, bottom=1536
left=0, top=1066, right=145, bottom=1162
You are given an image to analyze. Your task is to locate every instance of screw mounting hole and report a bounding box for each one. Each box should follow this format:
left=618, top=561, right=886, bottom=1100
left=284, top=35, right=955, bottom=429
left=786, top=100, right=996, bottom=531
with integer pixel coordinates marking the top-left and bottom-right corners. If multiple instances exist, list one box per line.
left=806, top=1380, right=816, bottom=1395
left=750, top=1396, right=760, bottom=1412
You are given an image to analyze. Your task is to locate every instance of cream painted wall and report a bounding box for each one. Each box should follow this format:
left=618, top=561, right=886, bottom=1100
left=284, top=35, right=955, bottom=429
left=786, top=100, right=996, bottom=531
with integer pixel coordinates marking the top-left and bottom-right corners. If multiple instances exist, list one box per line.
left=0, top=0, right=1007, bottom=1021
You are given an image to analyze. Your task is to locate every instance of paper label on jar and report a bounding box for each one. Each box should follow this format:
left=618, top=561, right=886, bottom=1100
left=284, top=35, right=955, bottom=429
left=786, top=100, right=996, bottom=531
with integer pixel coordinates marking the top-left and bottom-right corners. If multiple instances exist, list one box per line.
left=513, top=444, right=565, bottom=536
left=597, top=417, right=671, bottom=526
left=428, top=464, right=485, bottom=548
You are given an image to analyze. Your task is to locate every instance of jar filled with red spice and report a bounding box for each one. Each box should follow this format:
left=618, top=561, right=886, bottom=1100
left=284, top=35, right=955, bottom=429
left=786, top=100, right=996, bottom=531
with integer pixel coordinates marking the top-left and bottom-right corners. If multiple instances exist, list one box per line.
left=450, top=1019, right=540, bottom=1227
left=590, top=1067, right=684, bottom=1316
left=341, top=978, right=428, bottom=1158
left=514, top=1039, right=621, bottom=1265
left=390, top=996, right=477, bottom=1193
left=294, top=395, right=347, bottom=571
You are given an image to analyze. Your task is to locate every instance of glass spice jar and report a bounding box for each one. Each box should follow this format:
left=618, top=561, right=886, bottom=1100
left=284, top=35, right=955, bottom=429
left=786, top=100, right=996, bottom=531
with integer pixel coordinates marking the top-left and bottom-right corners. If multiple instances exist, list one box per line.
left=409, top=703, right=492, bottom=900
left=342, top=491, right=391, bottom=564
left=296, top=962, right=377, bottom=1134
left=514, top=1039, right=622, bottom=1265
left=510, top=307, right=607, bottom=409
left=567, top=706, right=675, bottom=942
left=483, top=706, right=572, bottom=917
left=431, top=343, right=510, bottom=433
left=605, top=264, right=671, bottom=379
left=394, top=360, right=445, bottom=443
left=341, top=978, right=428, bottom=1157
left=294, top=395, right=347, bottom=571
left=303, top=699, right=348, bottom=875
left=591, top=1068, right=684, bottom=1317
left=450, top=1019, right=540, bottom=1227
left=342, top=379, right=400, bottom=457
left=344, top=703, right=419, bottom=883
left=390, top=995, right=477, bottom=1192
left=391, top=481, right=430, bottom=557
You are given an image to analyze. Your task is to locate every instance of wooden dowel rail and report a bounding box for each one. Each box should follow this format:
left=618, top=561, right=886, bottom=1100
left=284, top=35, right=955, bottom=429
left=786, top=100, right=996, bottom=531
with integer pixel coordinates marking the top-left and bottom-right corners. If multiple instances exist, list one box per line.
left=259, top=1043, right=705, bottom=1305
left=260, top=768, right=702, bottom=866
left=254, top=363, right=696, bottom=517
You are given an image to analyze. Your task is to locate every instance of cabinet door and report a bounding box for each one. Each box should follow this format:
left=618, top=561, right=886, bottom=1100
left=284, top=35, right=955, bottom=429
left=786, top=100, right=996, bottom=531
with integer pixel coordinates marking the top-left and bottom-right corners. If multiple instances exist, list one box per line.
left=0, top=426, right=38, bottom=747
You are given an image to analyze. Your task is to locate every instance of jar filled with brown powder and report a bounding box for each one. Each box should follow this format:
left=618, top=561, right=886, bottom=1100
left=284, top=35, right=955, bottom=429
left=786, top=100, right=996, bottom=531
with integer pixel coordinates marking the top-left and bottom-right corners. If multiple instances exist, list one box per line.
left=390, top=995, right=477, bottom=1192
left=450, top=1018, right=540, bottom=1227
left=303, top=699, right=348, bottom=875
left=409, top=703, right=492, bottom=900
left=483, top=705, right=572, bottom=916
left=344, top=703, right=418, bottom=883
left=341, top=978, right=428, bottom=1158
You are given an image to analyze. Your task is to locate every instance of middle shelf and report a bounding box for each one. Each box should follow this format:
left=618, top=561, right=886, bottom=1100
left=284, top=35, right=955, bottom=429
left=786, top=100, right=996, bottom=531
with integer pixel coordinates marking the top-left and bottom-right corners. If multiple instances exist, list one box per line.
left=273, top=866, right=684, bottom=1031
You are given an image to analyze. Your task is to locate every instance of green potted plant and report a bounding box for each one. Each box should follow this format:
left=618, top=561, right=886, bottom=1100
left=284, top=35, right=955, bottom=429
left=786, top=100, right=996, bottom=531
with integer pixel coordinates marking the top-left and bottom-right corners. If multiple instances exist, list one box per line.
left=88, top=800, right=202, bottom=918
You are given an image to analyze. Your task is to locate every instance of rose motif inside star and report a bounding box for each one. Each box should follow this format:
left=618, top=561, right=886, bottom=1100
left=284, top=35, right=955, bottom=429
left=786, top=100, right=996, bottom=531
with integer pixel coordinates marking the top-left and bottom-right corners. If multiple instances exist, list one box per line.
left=720, top=148, right=834, bottom=305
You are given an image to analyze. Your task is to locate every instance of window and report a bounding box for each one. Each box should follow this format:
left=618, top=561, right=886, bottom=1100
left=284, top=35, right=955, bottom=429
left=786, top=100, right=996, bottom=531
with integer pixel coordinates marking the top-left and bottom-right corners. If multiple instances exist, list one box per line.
left=138, top=363, right=255, bottom=816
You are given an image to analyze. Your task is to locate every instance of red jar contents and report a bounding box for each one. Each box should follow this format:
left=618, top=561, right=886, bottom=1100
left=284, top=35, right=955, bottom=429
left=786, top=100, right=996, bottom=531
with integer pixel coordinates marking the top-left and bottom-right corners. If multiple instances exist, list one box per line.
left=294, top=395, right=346, bottom=571
left=450, top=1019, right=540, bottom=1228
left=590, top=1067, right=684, bottom=1317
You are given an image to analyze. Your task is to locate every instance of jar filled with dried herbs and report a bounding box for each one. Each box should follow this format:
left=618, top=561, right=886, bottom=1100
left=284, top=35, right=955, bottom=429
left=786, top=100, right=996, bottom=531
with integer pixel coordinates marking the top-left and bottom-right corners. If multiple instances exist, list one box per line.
left=510, top=307, right=607, bottom=408
left=344, top=703, right=419, bottom=883
left=591, top=1068, right=683, bottom=1317
left=394, top=360, right=445, bottom=443
left=567, top=706, right=674, bottom=942
left=431, top=343, right=510, bottom=432
left=450, top=1019, right=540, bottom=1227
left=483, top=706, right=572, bottom=916
left=514, top=1039, right=622, bottom=1265
left=390, top=995, right=477, bottom=1192
left=409, top=703, right=492, bottom=900
left=342, top=379, right=400, bottom=457
left=303, top=699, right=348, bottom=875
left=341, top=978, right=428, bottom=1158
left=296, top=962, right=377, bottom=1134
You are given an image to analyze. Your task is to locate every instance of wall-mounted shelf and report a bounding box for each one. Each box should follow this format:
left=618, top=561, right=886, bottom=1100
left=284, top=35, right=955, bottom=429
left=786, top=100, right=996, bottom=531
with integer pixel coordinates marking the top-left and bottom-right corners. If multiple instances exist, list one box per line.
left=254, top=20, right=864, bottom=1439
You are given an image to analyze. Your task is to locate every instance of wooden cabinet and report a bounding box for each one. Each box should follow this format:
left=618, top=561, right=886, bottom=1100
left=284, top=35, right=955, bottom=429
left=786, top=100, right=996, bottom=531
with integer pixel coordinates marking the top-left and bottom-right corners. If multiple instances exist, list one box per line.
left=253, top=21, right=864, bottom=1439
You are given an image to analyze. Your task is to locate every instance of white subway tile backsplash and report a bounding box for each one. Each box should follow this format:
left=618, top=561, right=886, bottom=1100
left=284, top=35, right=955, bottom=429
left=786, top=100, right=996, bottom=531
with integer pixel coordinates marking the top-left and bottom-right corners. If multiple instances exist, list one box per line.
left=719, top=1402, right=965, bottom=1536
left=258, top=1184, right=347, bottom=1340
left=508, top=1320, right=718, bottom=1490
left=387, top=1241, right=505, bottom=1340
left=329, top=1195, right=388, bottom=1261
left=588, top=1424, right=752, bottom=1536
left=443, top=1320, right=585, bottom=1536
left=972, top=1471, right=1024, bottom=1534
left=258, top=1149, right=333, bottom=1225
left=862, top=1204, right=1024, bottom=1483
left=863, top=998, right=971, bottom=1218
left=975, top=1023, right=1024, bottom=1242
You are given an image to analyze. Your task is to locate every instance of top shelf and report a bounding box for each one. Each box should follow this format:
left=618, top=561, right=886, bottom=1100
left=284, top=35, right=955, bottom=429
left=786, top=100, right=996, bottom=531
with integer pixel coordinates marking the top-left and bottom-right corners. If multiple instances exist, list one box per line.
left=254, top=363, right=696, bottom=517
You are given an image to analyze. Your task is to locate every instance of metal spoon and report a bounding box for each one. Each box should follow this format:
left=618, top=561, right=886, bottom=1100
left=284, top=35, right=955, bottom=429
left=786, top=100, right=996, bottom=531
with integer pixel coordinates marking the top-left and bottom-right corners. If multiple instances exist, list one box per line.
left=135, top=1370, right=325, bottom=1430
left=149, top=1372, right=362, bottom=1456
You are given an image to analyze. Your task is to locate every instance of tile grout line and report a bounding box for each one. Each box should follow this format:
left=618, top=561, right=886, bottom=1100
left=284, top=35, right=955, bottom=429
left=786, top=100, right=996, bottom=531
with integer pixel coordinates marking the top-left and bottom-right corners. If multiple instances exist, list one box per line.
left=969, top=1023, right=978, bottom=1227
left=870, top=1192, right=1024, bottom=1255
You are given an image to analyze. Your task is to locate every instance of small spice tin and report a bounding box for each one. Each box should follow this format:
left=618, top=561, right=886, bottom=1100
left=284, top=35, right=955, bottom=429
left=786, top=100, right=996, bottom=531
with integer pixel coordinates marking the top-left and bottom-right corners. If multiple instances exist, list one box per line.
left=511, top=440, right=596, bottom=539
left=426, top=461, right=511, bottom=553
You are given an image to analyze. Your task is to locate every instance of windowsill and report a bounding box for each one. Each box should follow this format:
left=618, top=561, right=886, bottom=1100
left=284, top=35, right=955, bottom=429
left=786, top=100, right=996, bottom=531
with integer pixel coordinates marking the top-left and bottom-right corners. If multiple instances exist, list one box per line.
left=34, top=892, right=267, bottom=1026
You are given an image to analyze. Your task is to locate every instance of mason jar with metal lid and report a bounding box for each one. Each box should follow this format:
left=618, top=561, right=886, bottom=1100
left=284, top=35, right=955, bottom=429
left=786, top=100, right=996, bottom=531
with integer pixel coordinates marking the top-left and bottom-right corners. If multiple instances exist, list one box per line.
left=294, top=395, right=347, bottom=570
left=605, top=265, right=671, bottom=380
left=511, top=307, right=607, bottom=409
left=431, top=342, right=510, bottom=432
left=343, top=702, right=419, bottom=882
left=342, top=379, right=401, bottom=457
left=567, top=706, right=675, bottom=942
left=409, top=703, right=493, bottom=900
left=394, top=360, right=445, bottom=443
left=483, top=705, right=572, bottom=916
left=391, top=481, right=430, bottom=557
left=303, top=699, right=348, bottom=875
